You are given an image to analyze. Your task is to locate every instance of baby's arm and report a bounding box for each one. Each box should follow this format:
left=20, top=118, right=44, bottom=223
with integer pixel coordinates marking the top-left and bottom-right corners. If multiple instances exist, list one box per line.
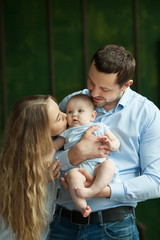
left=98, top=129, right=120, bottom=151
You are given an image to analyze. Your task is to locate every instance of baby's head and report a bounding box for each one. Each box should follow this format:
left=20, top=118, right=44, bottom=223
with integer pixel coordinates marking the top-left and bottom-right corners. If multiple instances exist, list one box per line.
left=66, top=94, right=96, bottom=127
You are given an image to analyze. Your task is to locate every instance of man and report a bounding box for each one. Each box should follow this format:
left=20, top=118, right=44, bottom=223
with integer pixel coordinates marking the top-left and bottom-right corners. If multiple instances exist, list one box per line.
left=49, top=45, right=160, bottom=240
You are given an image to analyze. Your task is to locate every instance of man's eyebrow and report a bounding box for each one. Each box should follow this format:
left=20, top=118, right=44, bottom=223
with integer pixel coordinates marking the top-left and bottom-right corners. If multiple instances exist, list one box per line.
left=88, top=75, right=110, bottom=90
left=88, top=75, right=92, bottom=81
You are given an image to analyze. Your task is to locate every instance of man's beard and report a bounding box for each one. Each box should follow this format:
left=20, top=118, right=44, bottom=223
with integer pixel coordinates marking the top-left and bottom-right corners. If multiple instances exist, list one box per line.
left=91, top=96, right=121, bottom=109
left=92, top=99, right=108, bottom=108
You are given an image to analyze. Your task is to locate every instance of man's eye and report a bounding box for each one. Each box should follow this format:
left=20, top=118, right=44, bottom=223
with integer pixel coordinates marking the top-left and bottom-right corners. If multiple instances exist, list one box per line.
left=88, top=78, right=94, bottom=85
left=102, top=88, right=109, bottom=92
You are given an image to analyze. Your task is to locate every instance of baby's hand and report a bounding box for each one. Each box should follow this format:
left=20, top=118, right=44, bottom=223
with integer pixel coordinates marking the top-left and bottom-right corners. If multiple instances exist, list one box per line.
left=97, top=136, right=113, bottom=154
left=97, top=135, right=109, bottom=144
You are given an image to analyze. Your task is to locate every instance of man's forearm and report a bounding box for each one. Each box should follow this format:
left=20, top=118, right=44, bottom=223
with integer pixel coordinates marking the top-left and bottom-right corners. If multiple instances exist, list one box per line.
left=68, top=142, right=86, bottom=166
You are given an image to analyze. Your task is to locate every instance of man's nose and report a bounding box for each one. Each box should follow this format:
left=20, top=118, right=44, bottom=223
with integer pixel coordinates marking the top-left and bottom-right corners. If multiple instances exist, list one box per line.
left=91, top=86, right=100, bottom=97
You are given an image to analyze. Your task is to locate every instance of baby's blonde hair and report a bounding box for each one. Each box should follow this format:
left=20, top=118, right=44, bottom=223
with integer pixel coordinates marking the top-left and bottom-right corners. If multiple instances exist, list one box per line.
left=67, top=94, right=94, bottom=110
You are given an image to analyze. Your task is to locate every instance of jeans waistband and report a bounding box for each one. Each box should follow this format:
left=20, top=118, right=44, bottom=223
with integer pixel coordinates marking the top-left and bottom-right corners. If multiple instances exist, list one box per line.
left=55, top=205, right=134, bottom=225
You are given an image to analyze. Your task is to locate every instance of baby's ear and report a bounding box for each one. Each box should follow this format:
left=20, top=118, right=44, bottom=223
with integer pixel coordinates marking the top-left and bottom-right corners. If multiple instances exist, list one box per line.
left=90, top=110, right=97, bottom=122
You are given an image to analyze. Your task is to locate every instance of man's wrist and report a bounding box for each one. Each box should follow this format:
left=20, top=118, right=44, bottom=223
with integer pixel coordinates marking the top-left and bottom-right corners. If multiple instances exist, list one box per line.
left=107, top=185, right=111, bottom=198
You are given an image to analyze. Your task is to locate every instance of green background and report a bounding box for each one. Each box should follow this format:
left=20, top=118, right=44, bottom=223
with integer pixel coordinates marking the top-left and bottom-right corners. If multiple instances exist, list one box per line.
left=0, top=1, right=160, bottom=239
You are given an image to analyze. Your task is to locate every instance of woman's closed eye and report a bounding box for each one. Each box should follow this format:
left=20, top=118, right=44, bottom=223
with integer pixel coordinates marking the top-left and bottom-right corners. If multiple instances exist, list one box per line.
left=56, top=113, right=61, bottom=122
left=57, top=117, right=61, bottom=121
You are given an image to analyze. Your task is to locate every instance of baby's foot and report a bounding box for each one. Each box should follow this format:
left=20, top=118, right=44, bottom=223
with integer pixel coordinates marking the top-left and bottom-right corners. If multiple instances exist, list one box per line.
left=82, top=205, right=91, bottom=217
left=75, top=187, right=94, bottom=199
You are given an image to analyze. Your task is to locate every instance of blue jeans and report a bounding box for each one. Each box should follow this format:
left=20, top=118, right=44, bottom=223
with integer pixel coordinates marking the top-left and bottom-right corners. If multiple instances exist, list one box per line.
left=48, top=210, right=139, bottom=240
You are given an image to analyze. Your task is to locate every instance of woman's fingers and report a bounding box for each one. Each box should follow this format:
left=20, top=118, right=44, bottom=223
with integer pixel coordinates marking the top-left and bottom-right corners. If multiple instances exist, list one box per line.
left=48, top=160, right=62, bottom=180
left=61, top=173, right=69, bottom=189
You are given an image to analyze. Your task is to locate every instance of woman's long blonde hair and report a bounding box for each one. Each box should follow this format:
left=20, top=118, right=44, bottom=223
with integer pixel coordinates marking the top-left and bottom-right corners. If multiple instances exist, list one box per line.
left=0, top=95, right=55, bottom=240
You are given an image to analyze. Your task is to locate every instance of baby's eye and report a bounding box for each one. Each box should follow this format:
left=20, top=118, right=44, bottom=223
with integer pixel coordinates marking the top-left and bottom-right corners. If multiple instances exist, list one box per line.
left=78, top=109, right=83, bottom=113
left=68, top=110, right=72, bottom=114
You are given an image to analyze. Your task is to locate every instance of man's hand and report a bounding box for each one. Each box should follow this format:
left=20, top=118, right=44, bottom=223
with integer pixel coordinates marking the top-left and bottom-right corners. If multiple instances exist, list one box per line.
left=68, top=126, right=110, bottom=166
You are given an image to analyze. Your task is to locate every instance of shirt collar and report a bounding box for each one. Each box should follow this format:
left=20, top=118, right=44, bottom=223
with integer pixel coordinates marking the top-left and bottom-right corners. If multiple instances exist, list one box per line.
left=118, top=87, right=132, bottom=108
left=95, top=87, right=132, bottom=114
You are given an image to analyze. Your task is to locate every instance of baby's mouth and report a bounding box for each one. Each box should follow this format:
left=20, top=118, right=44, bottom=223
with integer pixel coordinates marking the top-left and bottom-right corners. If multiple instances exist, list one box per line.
left=72, top=119, right=78, bottom=123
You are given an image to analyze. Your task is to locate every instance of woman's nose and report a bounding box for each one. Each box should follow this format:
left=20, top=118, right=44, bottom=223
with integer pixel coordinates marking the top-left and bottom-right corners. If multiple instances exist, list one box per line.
left=62, top=112, right=67, bottom=119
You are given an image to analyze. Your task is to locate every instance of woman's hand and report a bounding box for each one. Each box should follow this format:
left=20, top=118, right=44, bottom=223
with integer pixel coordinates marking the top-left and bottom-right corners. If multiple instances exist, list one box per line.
left=61, top=173, right=69, bottom=189
left=47, top=160, right=62, bottom=180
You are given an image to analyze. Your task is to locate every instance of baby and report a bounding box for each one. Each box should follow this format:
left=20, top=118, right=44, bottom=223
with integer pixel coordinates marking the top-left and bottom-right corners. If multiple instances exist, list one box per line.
left=53, top=94, right=120, bottom=217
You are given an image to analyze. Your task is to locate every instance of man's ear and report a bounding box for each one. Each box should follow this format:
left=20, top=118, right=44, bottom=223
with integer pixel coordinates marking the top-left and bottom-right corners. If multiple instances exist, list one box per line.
left=122, top=79, right=133, bottom=92
left=122, top=80, right=133, bottom=91
left=90, top=110, right=97, bottom=122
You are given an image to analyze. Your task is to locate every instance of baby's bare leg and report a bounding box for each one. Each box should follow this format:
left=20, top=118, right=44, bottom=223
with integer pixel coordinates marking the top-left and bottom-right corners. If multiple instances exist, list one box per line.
left=67, top=168, right=91, bottom=217
left=75, top=160, right=115, bottom=198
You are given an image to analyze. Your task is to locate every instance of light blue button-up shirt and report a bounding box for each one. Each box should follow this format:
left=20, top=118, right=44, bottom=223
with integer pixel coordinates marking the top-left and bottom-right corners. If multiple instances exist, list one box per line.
left=55, top=87, right=160, bottom=211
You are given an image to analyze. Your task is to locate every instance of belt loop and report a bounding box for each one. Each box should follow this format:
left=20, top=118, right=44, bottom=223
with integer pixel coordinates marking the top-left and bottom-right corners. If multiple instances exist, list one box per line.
left=98, top=211, right=103, bottom=226
left=57, top=205, right=62, bottom=222
left=132, top=207, right=136, bottom=219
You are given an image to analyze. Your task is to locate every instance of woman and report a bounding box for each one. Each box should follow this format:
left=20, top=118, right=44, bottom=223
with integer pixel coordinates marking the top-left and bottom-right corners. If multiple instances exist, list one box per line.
left=0, top=95, right=67, bottom=240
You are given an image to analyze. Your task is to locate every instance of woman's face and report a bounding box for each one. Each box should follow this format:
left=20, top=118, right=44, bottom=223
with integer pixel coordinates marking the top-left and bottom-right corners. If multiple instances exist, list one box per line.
left=47, top=98, right=67, bottom=136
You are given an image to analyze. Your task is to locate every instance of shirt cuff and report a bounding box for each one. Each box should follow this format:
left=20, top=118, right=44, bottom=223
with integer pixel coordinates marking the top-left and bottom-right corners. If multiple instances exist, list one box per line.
left=109, top=182, right=125, bottom=202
